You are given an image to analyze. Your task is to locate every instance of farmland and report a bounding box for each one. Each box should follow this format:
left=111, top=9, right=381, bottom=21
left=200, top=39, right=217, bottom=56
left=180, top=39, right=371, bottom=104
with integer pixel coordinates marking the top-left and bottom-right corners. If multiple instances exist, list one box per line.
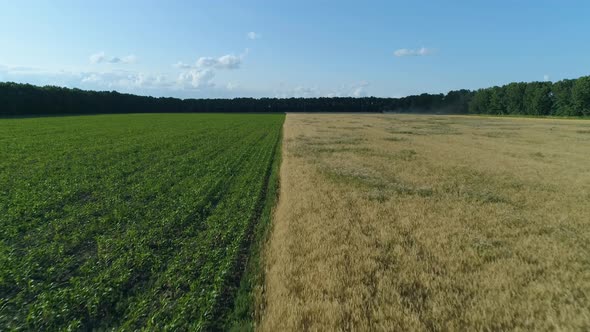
left=262, top=114, right=590, bottom=331
left=2, top=111, right=589, bottom=331
left=0, top=113, right=284, bottom=330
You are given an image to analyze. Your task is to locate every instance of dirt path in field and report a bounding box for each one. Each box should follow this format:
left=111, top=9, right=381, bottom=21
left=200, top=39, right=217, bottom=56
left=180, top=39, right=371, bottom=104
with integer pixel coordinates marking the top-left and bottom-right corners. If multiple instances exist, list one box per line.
left=260, top=113, right=590, bottom=331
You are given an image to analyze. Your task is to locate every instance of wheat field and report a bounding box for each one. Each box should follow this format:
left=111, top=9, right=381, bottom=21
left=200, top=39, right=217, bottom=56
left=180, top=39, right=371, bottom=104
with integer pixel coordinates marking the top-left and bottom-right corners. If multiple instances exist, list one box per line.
left=260, top=114, right=590, bottom=331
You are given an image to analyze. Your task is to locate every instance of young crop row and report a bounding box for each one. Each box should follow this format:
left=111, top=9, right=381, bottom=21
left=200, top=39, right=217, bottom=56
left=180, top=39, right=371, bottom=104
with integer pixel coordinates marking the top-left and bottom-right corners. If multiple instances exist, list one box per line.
left=0, top=113, right=284, bottom=330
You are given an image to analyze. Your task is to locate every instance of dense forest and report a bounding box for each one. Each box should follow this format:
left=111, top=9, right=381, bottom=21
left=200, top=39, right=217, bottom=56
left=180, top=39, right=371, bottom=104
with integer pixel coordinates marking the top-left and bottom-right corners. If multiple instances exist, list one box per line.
left=1, top=76, right=589, bottom=116
left=469, top=76, right=590, bottom=117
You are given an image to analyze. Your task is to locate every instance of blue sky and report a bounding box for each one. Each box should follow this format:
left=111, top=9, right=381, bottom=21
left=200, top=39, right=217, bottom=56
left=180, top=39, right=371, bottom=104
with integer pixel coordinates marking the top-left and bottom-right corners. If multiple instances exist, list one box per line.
left=1, top=0, right=589, bottom=98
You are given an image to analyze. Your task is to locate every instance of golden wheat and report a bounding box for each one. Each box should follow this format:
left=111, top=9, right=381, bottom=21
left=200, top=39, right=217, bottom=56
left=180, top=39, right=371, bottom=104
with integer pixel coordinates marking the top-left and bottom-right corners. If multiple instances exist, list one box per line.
left=260, top=114, right=590, bottom=331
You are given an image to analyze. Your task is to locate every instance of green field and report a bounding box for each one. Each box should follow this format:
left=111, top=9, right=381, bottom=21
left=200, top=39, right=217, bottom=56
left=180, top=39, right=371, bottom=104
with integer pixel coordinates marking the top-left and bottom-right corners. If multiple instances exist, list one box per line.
left=0, top=113, right=284, bottom=330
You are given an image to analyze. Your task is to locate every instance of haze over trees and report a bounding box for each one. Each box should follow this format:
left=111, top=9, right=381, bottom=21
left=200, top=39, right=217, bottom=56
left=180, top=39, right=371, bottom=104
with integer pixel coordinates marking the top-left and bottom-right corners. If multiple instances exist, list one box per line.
left=1, top=75, right=590, bottom=116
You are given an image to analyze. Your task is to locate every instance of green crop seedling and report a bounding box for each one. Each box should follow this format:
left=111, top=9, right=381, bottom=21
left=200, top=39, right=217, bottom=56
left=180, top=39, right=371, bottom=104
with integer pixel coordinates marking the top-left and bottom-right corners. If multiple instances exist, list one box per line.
left=0, top=113, right=284, bottom=330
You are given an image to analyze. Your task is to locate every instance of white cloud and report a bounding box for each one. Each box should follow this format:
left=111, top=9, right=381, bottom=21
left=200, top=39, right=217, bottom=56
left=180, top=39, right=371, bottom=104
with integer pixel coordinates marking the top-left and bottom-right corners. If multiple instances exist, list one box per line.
left=178, top=69, right=215, bottom=89
left=352, top=87, right=366, bottom=97
left=89, top=52, right=107, bottom=64
left=226, top=82, right=239, bottom=90
left=247, top=31, right=261, bottom=40
left=3, top=61, right=374, bottom=99
left=78, top=71, right=175, bottom=91
left=273, top=81, right=370, bottom=98
left=0, top=65, right=86, bottom=87
left=121, top=55, right=137, bottom=64
left=0, top=65, right=55, bottom=75
left=1, top=62, right=254, bottom=97
left=81, top=73, right=101, bottom=83
left=325, top=81, right=370, bottom=97
left=127, top=73, right=171, bottom=88
left=272, top=85, right=311, bottom=98
left=216, top=54, right=241, bottom=69
left=351, top=80, right=370, bottom=97
left=90, top=52, right=137, bottom=64
left=294, top=86, right=319, bottom=98
left=393, top=47, right=434, bottom=57
left=172, top=51, right=245, bottom=89
left=174, top=61, right=193, bottom=69
left=195, top=57, right=216, bottom=68
left=177, top=51, right=246, bottom=71
left=543, top=74, right=550, bottom=82
left=196, top=54, right=242, bottom=70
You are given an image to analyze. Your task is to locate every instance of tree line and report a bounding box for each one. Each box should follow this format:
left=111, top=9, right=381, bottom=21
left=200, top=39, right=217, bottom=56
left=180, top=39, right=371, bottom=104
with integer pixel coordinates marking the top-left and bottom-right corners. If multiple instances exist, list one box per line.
left=1, top=76, right=589, bottom=116
left=468, top=76, right=590, bottom=116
